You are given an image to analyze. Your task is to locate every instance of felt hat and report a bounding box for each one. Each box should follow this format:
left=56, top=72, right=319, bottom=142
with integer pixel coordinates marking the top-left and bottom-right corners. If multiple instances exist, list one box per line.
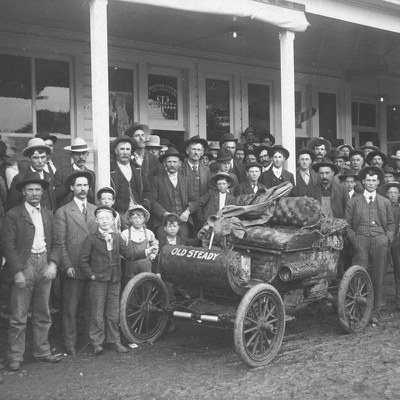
left=383, top=166, right=399, bottom=176
left=259, top=132, right=275, bottom=146
left=146, top=135, right=163, bottom=148
left=267, top=145, right=290, bottom=160
left=35, top=131, right=58, bottom=144
left=96, top=186, right=116, bottom=201
left=215, top=149, right=233, bottom=163
left=201, top=151, right=214, bottom=160
left=331, top=150, right=349, bottom=161
left=184, top=135, right=208, bottom=150
left=357, top=166, right=385, bottom=183
left=219, top=133, right=238, bottom=145
left=349, top=149, right=365, bottom=159
left=358, top=145, right=380, bottom=153
left=111, top=135, right=137, bottom=152
left=337, top=144, right=354, bottom=153
left=124, top=123, right=151, bottom=137
left=242, top=126, right=254, bottom=136
left=158, top=146, right=185, bottom=163
left=254, top=145, right=270, bottom=158
left=160, top=138, right=173, bottom=148
left=22, top=138, right=51, bottom=157
left=16, top=170, right=50, bottom=191
left=312, top=161, right=339, bottom=175
left=208, top=141, right=221, bottom=151
left=244, top=161, right=262, bottom=171
left=125, top=204, right=150, bottom=223
left=382, top=182, right=400, bottom=193
left=308, top=137, right=331, bottom=153
left=296, top=148, right=316, bottom=162
left=64, top=138, right=92, bottom=152
left=365, top=150, right=388, bottom=167
left=236, top=142, right=244, bottom=151
left=338, top=169, right=359, bottom=181
left=64, top=170, right=94, bottom=190
left=95, top=205, right=117, bottom=218
left=209, top=172, right=235, bottom=188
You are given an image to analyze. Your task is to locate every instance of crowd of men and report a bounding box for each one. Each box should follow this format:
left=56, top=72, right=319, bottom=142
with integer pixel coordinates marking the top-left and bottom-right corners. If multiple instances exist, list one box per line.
left=0, top=124, right=399, bottom=376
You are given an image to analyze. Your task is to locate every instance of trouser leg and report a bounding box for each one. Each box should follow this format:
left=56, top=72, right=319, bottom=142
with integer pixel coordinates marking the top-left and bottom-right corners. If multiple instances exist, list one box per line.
left=391, top=237, right=400, bottom=303
left=88, top=281, right=107, bottom=346
left=104, top=281, right=121, bottom=344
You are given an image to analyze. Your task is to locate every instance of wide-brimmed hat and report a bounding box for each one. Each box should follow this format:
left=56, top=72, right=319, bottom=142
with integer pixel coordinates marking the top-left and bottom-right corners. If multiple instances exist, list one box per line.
left=268, top=145, right=290, bottom=160
left=95, top=205, right=117, bottom=218
left=158, top=146, right=185, bottom=163
left=22, top=138, right=51, bottom=157
left=259, top=132, right=275, bottom=146
left=337, top=144, right=354, bottom=153
left=125, top=204, right=150, bottom=222
left=236, top=142, right=244, bottom=151
left=365, top=150, right=387, bottom=167
left=390, top=149, right=400, bottom=160
left=146, top=135, right=163, bottom=149
left=312, top=161, right=339, bottom=175
left=215, top=149, right=233, bottom=163
left=208, top=141, right=220, bottom=151
left=254, top=145, right=270, bottom=158
left=331, top=150, right=349, bottom=161
left=160, top=138, right=173, bottom=148
left=111, top=135, right=137, bottom=152
left=296, top=148, right=315, bottom=162
left=184, top=135, right=208, bottom=150
left=35, top=131, right=58, bottom=144
left=201, top=151, right=214, bottom=160
left=382, top=182, right=400, bottom=193
left=16, top=170, right=50, bottom=191
left=358, top=145, right=380, bottom=153
left=349, top=149, right=365, bottom=159
left=308, top=137, right=331, bottom=153
left=64, top=170, right=94, bottom=189
left=64, top=138, right=92, bottom=152
left=357, top=166, right=385, bottom=183
left=245, top=161, right=262, bottom=171
left=338, top=169, right=359, bottom=181
left=219, top=133, right=238, bottom=145
left=96, top=186, right=116, bottom=201
left=124, top=123, right=151, bottom=138
left=241, top=126, right=255, bottom=136
left=209, top=172, right=235, bottom=188
left=383, top=166, right=399, bottom=176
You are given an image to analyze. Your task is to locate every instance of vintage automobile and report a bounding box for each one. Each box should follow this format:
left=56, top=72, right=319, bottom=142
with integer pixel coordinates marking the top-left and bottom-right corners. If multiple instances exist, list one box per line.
left=119, top=189, right=374, bottom=368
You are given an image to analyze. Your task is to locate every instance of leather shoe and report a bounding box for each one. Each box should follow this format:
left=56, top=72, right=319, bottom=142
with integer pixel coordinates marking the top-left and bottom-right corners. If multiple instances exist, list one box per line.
left=112, top=342, right=128, bottom=353
left=35, top=354, right=62, bottom=363
left=93, top=345, right=104, bottom=355
left=8, top=360, right=20, bottom=371
left=65, top=347, right=76, bottom=356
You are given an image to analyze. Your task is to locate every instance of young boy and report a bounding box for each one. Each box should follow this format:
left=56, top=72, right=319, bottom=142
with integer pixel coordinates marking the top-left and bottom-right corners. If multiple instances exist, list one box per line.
left=338, top=169, right=359, bottom=199
left=96, top=186, right=121, bottom=232
left=79, top=206, right=157, bottom=355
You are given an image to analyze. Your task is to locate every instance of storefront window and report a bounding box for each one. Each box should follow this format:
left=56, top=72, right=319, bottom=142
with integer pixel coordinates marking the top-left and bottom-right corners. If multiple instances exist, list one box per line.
left=248, top=83, right=270, bottom=135
left=352, top=102, right=376, bottom=128
left=109, top=67, right=134, bottom=137
left=148, top=74, right=178, bottom=121
left=206, top=78, right=230, bottom=141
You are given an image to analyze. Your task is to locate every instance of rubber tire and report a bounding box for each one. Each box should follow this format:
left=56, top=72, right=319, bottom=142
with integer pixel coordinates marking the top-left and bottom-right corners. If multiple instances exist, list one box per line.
left=234, top=283, right=285, bottom=368
left=120, top=272, right=170, bottom=344
left=338, top=265, right=374, bottom=333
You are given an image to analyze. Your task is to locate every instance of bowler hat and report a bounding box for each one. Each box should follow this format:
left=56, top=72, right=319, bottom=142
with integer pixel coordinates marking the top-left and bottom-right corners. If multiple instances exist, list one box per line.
left=365, top=150, right=387, bottom=167
left=35, top=131, right=58, bottom=144
left=357, top=166, right=385, bottom=183
left=312, top=161, right=339, bottom=175
left=219, top=133, right=238, bottom=145
left=64, top=170, right=94, bottom=190
left=267, top=145, right=290, bottom=160
left=64, top=138, right=92, bottom=152
left=16, top=170, right=50, bottom=191
left=95, top=205, right=117, bottom=218
left=338, top=169, right=359, bottom=181
left=22, top=138, right=51, bottom=157
left=209, top=172, right=235, bottom=188
left=296, top=148, right=315, bottom=162
left=308, top=137, right=331, bottom=153
left=125, top=204, right=150, bottom=223
left=215, top=149, right=233, bottom=163
left=158, top=146, right=185, bottom=163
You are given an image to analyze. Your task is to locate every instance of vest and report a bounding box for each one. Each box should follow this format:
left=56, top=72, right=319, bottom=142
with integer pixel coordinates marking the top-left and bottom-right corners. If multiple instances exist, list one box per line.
left=168, top=179, right=184, bottom=215
left=187, top=166, right=201, bottom=202
left=357, top=199, right=385, bottom=237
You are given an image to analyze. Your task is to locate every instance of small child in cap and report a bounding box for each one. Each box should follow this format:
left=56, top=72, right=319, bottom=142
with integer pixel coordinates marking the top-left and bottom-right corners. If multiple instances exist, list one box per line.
left=96, top=186, right=121, bottom=232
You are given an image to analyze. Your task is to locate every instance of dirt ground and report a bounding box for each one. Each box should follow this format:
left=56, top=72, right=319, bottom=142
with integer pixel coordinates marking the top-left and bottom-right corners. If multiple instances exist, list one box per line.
left=1, top=274, right=400, bottom=400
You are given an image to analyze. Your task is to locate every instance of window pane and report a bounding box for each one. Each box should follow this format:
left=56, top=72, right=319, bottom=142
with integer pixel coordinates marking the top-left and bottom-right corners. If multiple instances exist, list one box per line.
left=0, top=54, right=32, bottom=132
left=109, top=67, right=133, bottom=137
left=358, top=103, right=376, bottom=127
left=35, top=58, right=70, bottom=135
left=318, top=92, right=337, bottom=144
left=248, top=83, right=270, bottom=135
left=206, top=78, right=230, bottom=141
left=148, top=74, right=178, bottom=120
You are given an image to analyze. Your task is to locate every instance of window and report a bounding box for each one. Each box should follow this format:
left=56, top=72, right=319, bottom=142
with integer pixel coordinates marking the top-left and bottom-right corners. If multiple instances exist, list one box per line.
left=148, top=74, right=178, bottom=121
left=319, top=92, right=337, bottom=143
left=387, top=104, right=400, bottom=142
left=352, top=102, right=376, bottom=128
left=109, top=67, right=134, bottom=137
left=206, top=78, right=230, bottom=141
left=0, top=54, right=70, bottom=135
left=247, top=83, right=270, bottom=135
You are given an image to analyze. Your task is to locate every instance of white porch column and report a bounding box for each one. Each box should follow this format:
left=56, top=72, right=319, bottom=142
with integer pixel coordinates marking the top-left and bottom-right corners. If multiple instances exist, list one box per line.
left=279, top=30, right=296, bottom=176
left=90, top=0, right=110, bottom=190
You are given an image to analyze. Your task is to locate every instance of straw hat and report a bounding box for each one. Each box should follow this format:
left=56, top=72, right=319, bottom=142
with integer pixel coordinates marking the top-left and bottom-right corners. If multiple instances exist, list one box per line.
left=22, top=138, right=51, bottom=157
left=64, top=138, right=92, bottom=152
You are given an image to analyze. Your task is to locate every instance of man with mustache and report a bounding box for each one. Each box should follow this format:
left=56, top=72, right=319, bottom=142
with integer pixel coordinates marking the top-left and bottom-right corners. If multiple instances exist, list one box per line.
left=311, top=161, right=349, bottom=218
left=55, top=170, right=97, bottom=356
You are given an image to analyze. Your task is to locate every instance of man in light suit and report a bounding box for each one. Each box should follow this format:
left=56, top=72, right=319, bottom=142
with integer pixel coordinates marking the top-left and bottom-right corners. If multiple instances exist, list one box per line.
left=55, top=170, right=97, bottom=355
left=152, top=147, right=191, bottom=239
left=345, top=166, right=395, bottom=322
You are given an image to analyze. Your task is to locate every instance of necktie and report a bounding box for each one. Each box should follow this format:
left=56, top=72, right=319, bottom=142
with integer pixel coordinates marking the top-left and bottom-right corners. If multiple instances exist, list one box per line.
left=252, top=183, right=257, bottom=193
left=192, top=165, right=198, bottom=175
left=369, top=196, right=373, bottom=205
left=82, top=204, right=87, bottom=220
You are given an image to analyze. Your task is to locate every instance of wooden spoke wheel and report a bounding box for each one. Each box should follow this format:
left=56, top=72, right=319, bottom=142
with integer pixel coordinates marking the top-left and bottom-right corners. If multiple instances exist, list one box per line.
left=234, top=284, right=285, bottom=368
left=338, top=265, right=374, bottom=333
left=120, top=273, right=170, bottom=344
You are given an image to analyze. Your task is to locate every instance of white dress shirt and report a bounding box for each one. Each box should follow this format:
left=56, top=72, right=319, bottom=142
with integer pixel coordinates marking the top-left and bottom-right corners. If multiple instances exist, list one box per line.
left=25, top=202, right=46, bottom=253
left=117, top=161, right=132, bottom=182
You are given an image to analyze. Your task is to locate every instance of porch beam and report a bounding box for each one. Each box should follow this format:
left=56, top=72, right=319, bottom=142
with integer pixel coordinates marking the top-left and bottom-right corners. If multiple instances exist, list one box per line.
left=279, top=30, right=296, bottom=176
left=89, top=0, right=110, bottom=190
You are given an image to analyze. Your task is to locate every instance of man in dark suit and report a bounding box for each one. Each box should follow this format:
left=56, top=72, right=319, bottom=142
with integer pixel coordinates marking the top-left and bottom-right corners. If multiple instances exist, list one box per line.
left=345, top=166, right=395, bottom=321
left=56, top=138, right=96, bottom=207
left=293, top=149, right=319, bottom=197
left=55, top=170, right=97, bottom=355
left=236, top=162, right=268, bottom=196
left=152, top=147, right=191, bottom=239
left=339, top=169, right=360, bottom=199
left=260, top=145, right=295, bottom=190
left=8, top=138, right=59, bottom=212
left=35, top=132, right=63, bottom=179
left=210, top=133, right=246, bottom=182
left=311, top=161, right=349, bottom=218
left=180, top=136, right=210, bottom=232
left=110, top=135, right=152, bottom=229
left=308, top=137, right=331, bottom=164
left=3, top=171, right=62, bottom=371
